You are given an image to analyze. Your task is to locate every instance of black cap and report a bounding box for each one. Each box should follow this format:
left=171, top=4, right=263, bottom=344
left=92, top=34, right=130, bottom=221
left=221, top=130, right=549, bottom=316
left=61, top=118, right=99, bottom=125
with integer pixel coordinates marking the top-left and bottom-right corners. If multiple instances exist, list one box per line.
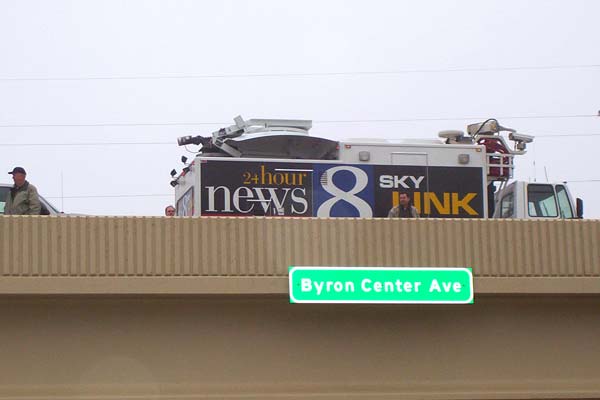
left=8, top=167, right=26, bottom=175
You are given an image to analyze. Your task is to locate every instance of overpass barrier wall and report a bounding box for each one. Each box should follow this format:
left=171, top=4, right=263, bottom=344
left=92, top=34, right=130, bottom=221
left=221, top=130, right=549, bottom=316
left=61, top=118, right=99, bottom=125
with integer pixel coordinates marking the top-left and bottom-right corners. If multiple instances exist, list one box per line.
left=0, top=216, right=598, bottom=294
left=1, top=216, right=600, bottom=399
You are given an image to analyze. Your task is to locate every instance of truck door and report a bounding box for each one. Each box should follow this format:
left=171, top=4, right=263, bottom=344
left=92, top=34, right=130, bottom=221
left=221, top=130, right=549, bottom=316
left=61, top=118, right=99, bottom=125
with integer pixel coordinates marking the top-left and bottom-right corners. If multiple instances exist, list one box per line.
left=496, top=187, right=516, bottom=218
left=555, top=184, right=575, bottom=219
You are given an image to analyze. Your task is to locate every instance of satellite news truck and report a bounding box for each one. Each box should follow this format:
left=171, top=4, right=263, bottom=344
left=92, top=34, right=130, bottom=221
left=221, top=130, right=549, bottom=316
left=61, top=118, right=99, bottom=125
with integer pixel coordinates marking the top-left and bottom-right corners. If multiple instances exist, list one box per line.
left=171, top=116, right=582, bottom=219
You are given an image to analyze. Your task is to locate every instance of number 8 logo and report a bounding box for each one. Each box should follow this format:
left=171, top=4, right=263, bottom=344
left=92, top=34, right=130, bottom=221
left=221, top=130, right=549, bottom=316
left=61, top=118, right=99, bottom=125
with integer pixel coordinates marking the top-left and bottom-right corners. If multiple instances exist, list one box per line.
left=316, top=166, right=373, bottom=217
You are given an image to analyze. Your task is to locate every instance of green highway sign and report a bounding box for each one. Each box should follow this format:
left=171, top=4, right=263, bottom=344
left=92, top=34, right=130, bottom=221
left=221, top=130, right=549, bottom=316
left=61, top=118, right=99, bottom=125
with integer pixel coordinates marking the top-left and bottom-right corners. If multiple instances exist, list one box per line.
left=289, top=267, right=473, bottom=304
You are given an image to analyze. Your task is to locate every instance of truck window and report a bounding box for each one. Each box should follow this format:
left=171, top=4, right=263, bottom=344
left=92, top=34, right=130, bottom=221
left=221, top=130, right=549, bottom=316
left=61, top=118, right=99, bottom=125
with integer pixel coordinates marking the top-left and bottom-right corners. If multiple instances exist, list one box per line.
left=555, top=185, right=574, bottom=219
left=500, top=192, right=514, bottom=218
left=177, top=187, right=194, bottom=216
left=0, top=187, right=8, bottom=214
left=527, top=184, right=558, bottom=218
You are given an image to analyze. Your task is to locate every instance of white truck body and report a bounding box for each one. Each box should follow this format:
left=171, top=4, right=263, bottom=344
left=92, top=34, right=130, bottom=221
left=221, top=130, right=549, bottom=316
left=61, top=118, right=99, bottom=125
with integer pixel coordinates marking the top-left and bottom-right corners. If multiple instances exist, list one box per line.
left=172, top=117, right=582, bottom=219
left=174, top=138, right=489, bottom=218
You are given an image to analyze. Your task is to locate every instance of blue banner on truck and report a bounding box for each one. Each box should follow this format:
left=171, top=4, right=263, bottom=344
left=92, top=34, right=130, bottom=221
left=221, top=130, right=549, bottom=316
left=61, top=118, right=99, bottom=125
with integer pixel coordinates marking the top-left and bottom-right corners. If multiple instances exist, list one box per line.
left=199, top=160, right=484, bottom=218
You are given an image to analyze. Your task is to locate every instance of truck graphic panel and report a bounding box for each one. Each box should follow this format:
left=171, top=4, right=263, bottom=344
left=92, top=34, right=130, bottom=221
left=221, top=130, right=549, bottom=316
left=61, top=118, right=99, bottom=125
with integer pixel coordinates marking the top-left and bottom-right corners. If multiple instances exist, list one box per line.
left=199, top=160, right=484, bottom=218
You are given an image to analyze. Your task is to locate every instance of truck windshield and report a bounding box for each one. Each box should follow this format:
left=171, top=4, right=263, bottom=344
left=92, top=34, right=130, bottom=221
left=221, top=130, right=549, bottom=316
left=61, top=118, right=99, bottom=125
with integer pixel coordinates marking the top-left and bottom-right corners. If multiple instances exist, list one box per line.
left=527, top=184, right=558, bottom=218
left=555, top=185, right=574, bottom=219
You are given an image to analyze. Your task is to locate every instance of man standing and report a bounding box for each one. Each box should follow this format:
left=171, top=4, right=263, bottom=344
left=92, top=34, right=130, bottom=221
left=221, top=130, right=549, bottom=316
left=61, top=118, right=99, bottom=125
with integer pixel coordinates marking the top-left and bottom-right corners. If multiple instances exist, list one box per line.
left=388, top=191, right=419, bottom=218
left=4, top=167, right=41, bottom=215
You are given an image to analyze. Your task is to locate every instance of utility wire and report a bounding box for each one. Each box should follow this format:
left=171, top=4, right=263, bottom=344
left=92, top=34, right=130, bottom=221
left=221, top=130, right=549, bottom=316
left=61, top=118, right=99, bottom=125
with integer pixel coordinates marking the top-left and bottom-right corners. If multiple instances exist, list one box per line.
left=44, top=194, right=171, bottom=199
left=0, top=142, right=173, bottom=147
left=0, top=114, right=597, bottom=129
left=0, top=133, right=599, bottom=147
left=0, top=122, right=225, bottom=128
left=45, top=180, right=600, bottom=201
left=318, top=114, right=598, bottom=123
left=537, top=133, right=600, bottom=138
left=1, top=64, right=599, bottom=82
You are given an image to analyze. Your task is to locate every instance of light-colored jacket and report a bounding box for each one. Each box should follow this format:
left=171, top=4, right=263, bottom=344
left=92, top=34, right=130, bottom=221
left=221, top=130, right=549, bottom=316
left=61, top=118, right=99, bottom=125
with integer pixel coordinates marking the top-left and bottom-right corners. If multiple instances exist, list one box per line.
left=4, top=181, right=41, bottom=215
left=388, top=205, right=420, bottom=218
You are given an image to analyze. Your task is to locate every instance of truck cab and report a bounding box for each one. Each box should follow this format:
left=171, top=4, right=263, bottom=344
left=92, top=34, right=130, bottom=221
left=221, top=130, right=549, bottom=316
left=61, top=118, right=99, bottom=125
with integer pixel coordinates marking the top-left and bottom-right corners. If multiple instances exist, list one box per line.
left=494, top=181, right=583, bottom=219
left=0, top=183, right=62, bottom=215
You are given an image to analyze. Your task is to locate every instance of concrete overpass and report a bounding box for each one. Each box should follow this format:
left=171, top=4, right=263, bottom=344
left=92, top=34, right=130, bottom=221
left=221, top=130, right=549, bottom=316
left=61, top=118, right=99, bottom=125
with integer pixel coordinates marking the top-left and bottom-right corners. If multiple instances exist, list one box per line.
left=0, top=216, right=599, bottom=399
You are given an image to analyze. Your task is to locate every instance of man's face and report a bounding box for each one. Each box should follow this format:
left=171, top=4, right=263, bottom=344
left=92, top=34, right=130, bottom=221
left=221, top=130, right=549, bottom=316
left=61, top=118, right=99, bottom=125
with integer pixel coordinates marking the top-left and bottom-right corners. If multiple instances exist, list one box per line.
left=165, top=207, right=176, bottom=216
left=12, top=172, right=26, bottom=187
left=399, top=194, right=410, bottom=207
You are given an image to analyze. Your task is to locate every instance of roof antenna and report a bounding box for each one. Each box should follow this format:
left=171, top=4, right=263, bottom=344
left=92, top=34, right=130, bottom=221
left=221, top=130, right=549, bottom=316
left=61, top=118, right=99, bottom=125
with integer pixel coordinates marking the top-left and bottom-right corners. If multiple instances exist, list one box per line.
left=532, top=142, right=537, bottom=182
left=61, top=171, right=64, bottom=213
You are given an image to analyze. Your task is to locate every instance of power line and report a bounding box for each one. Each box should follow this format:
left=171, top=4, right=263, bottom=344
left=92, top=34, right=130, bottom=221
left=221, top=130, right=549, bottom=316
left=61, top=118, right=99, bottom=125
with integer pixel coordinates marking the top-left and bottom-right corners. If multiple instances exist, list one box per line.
left=1, top=64, right=599, bottom=82
left=44, top=194, right=171, bottom=199
left=0, top=142, right=173, bottom=147
left=319, top=114, right=598, bottom=123
left=0, top=122, right=226, bottom=128
left=537, top=133, right=600, bottom=138
left=0, top=133, right=599, bottom=148
left=43, top=179, right=600, bottom=200
left=0, top=114, right=597, bottom=129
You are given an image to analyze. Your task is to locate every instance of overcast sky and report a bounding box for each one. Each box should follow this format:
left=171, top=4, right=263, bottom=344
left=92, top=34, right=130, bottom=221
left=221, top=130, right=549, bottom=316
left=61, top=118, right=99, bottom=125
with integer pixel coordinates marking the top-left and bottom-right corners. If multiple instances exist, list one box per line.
left=1, top=0, right=599, bottom=217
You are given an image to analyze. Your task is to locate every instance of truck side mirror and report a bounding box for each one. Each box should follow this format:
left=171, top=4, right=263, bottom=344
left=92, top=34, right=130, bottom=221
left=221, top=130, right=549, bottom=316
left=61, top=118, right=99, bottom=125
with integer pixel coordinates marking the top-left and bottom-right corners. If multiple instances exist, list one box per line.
left=576, top=198, right=584, bottom=219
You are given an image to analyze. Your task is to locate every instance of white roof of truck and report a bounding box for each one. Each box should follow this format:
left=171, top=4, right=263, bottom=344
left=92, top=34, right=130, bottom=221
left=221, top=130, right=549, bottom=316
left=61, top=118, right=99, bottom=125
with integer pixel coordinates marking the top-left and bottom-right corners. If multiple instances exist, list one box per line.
left=342, top=138, right=445, bottom=145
